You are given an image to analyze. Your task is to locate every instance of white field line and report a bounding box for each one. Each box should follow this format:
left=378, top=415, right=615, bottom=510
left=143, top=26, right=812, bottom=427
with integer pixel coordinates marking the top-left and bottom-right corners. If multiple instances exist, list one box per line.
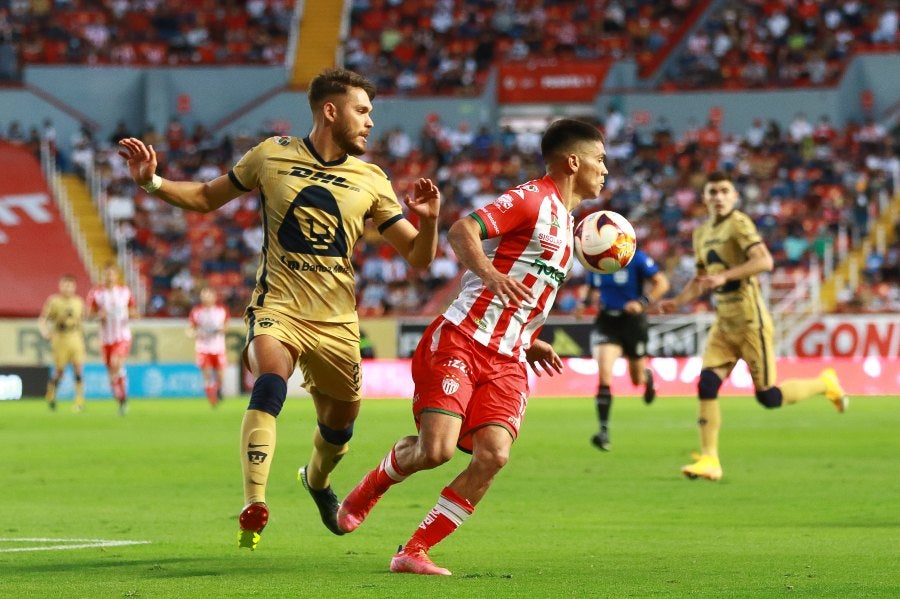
left=0, top=538, right=151, bottom=553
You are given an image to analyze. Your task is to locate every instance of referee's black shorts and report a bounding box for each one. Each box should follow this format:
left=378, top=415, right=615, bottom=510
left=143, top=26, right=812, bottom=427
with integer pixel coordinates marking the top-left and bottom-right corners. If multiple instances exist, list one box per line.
left=594, top=310, right=649, bottom=359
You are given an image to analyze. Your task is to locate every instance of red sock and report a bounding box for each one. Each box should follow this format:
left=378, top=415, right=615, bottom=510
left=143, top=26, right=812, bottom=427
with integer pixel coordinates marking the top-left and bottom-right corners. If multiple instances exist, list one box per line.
left=405, top=486, right=474, bottom=553
left=372, top=446, right=408, bottom=494
left=112, top=375, right=126, bottom=402
left=206, top=383, right=218, bottom=405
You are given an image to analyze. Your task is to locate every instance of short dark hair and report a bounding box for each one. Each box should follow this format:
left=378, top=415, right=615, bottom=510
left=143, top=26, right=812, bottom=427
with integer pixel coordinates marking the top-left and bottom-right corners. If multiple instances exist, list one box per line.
left=540, top=118, right=604, bottom=160
left=706, top=171, right=732, bottom=185
left=308, top=68, right=377, bottom=111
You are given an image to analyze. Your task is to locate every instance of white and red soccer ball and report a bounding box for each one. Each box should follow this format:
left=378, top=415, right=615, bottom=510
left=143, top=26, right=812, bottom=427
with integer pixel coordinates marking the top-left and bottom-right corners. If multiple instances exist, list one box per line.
left=574, top=210, right=637, bottom=274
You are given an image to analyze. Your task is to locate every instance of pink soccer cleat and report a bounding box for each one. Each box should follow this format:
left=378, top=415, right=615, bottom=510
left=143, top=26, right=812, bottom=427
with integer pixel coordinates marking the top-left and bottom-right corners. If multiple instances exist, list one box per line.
left=389, top=546, right=452, bottom=576
left=337, top=470, right=383, bottom=533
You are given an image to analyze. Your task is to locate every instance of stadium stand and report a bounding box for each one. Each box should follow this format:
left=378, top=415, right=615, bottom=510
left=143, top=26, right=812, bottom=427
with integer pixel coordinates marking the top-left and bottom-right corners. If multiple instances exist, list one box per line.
left=661, top=0, right=900, bottom=90
left=6, top=101, right=894, bottom=317
left=343, top=0, right=704, bottom=95
left=6, top=0, right=293, bottom=66
left=2, top=2, right=897, bottom=318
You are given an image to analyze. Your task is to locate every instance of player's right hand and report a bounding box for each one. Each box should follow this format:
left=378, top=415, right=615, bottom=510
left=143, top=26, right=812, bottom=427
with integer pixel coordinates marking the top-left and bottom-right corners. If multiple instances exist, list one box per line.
left=483, top=271, right=533, bottom=308
left=656, top=299, right=677, bottom=314
left=117, top=137, right=159, bottom=187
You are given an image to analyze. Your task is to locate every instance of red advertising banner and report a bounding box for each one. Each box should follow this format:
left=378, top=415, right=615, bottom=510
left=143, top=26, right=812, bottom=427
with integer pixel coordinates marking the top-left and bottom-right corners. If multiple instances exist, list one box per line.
left=358, top=357, right=898, bottom=398
left=788, top=315, right=900, bottom=357
left=0, top=142, right=92, bottom=317
left=498, top=60, right=611, bottom=103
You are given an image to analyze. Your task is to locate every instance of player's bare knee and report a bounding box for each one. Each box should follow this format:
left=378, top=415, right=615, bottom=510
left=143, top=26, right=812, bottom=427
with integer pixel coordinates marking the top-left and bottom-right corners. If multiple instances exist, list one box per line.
left=472, top=446, right=509, bottom=474
left=698, top=369, right=723, bottom=400
left=417, top=441, right=455, bottom=469
left=755, top=387, right=783, bottom=409
left=247, top=372, right=287, bottom=417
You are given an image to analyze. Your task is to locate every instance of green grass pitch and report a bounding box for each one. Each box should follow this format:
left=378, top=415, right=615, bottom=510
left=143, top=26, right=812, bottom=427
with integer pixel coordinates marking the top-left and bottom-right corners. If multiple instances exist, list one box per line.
left=2, top=394, right=898, bottom=598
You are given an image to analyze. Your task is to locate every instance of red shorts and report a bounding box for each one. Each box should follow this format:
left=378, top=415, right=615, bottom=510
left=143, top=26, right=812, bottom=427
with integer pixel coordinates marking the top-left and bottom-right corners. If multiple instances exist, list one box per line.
left=197, top=352, right=226, bottom=370
left=411, top=317, right=529, bottom=453
left=101, top=340, right=131, bottom=367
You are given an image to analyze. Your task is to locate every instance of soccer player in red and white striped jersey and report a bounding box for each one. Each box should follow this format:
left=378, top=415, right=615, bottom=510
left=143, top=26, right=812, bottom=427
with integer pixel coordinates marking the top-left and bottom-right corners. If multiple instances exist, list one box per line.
left=188, top=287, right=228, bottom=407
left=87, top=263, right=137, bottom=415
left=339, top=119, right=609, bottom=575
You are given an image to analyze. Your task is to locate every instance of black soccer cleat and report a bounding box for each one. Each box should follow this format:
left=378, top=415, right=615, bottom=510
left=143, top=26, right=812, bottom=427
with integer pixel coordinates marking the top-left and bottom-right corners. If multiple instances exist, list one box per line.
left=643, top=368, right=656, bottom=405
left=590, top=429, right=611, bottom=452
left=298, top=465, right=345, bottom=536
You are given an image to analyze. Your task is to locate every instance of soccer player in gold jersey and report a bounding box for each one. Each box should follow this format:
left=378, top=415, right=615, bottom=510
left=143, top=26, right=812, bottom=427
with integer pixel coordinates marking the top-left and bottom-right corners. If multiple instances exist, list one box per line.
left=118, top=68, right=442, bottom=549
left=38, top=274, right=86, bottom=412
left=658, top=171, right=848, bottom=482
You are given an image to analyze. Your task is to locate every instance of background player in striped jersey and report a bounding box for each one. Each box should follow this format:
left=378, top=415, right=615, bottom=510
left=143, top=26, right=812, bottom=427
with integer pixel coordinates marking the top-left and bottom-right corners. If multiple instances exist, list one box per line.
left=658, top=171, right=848, bottom=481
left=38, top=274, right=87, bottom=412
left=580, top=249, right=670, bottom=451
left=118, top=67, right=441, bottom=550
left=337, top=119, right=607, bottom=576
left=87, top=263, right=138, bottom=416
left=187, top=287, right=228, bottom=407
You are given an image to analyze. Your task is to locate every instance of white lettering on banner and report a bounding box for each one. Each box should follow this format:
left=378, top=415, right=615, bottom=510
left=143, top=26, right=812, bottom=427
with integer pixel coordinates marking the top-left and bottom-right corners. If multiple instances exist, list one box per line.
left=792, top=316, right=900, bottom=357
left=0, top=374, right=23, bottom=400
left=540, top=75, right=596, bottom=89
left=0, top=194, right=53, bottom=226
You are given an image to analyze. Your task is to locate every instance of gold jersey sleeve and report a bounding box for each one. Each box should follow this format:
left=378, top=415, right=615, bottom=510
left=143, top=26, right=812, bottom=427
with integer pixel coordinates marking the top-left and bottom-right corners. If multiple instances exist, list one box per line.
left=692, top=210, right=771, bottom=330
left=44, top=294, right=85, bottom=335
left=230, top=136, right=405, bottom=323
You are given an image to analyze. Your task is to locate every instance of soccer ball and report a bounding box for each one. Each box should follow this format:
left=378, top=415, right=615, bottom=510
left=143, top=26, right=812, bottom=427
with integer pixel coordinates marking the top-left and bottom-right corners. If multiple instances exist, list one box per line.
left=574, top=210, right=637, bottom=274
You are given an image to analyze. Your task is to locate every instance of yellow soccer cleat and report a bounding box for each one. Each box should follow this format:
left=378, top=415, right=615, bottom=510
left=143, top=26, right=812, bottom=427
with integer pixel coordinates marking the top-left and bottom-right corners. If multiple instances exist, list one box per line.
left=237, top=502, right=268, bottom=550
left=681, top=454, right=723, bottom=481
left=820, top=368, right=849, bottom=413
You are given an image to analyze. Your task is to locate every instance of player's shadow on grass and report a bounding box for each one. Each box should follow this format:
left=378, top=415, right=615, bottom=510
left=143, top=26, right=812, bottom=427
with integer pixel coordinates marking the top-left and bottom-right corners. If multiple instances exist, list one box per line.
left=9, top=557, right=211, bottom=576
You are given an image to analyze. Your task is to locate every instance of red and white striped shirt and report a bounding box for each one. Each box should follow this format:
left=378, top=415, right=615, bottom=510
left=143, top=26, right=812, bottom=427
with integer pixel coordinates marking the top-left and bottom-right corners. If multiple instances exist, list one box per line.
left=188, top=303, right=228, bottom=356
left=87, top=284, right=134, bottom=345
left=443, top=175, right=574, bottom=360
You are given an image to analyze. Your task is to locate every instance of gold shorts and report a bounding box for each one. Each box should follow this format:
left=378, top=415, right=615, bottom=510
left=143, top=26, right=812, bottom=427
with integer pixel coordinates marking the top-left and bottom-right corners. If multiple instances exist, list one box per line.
left=244, top=307, right=361, bottom=402
left=702, top=320, right=776, bottom=389
left=51, top=333, right=86, bottom=369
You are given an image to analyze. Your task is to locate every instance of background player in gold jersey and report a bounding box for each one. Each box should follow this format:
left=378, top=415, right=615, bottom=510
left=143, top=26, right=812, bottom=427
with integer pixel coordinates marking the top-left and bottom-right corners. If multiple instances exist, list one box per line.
left=118, top=67, right=441, bottom=549
left=659, top=172, right=848, bottom=481
left=37, top=274, right=86, bottom=412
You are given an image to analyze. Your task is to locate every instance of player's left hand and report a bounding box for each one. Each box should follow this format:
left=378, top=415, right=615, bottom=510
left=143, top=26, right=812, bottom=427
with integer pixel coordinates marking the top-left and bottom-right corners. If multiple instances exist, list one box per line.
left=698, top=274, right=726, bottom=292
left=525, top=340, right=564, bottom=377
left=404, top=178, right=441, bottom=220
left=117, top=137, right=159, bottom=188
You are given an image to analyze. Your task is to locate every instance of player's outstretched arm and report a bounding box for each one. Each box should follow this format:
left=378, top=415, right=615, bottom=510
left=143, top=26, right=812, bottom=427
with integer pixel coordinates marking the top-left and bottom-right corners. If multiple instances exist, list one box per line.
left=447, top=217, right=533, bottom=307
left=657, top=276, right=704, bottom=314
left=382, top=178, right=441, bottom=268
left=118, top=137, right=243, bottom=213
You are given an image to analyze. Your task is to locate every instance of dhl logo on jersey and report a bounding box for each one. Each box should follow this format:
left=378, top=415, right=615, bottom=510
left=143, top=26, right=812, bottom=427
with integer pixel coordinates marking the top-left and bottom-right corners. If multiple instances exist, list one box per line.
left=277, top=166, right=361, bottom=192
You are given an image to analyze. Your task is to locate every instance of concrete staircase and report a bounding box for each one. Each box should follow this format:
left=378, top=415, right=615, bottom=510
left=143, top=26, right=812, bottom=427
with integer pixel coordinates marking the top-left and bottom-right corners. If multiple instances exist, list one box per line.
left=289, top=0, right=347, bottom=88
left=819, top=195, right=900, bottom=310
left=58, top=173, right=116, bottom=276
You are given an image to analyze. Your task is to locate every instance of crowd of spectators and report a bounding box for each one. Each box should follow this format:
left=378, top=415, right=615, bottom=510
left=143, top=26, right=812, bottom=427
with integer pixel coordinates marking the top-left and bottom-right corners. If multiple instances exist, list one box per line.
left=4, top=1, right=896, bottom=95
left=2, top=0, right=292, bottom=66
left=663, top=0, right=899, bottom=89
left=5, top=102, right=897, bottom=317
left=343, top=0, right=700, bottom=95
left=2, top=0, right=700, bottom=91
